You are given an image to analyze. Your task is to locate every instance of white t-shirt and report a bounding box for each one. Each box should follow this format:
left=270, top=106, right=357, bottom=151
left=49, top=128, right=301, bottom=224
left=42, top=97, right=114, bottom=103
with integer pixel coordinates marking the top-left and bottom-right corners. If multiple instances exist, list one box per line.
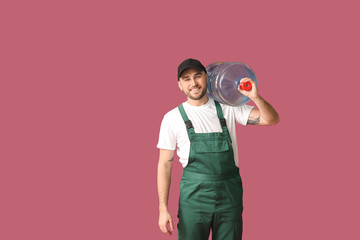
left=157, top=98, right=254, bottom=168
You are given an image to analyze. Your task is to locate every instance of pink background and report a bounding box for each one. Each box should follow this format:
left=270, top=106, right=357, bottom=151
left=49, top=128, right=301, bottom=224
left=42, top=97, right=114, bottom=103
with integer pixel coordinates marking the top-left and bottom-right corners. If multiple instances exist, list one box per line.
left=1, top=0, right=359, bottom=239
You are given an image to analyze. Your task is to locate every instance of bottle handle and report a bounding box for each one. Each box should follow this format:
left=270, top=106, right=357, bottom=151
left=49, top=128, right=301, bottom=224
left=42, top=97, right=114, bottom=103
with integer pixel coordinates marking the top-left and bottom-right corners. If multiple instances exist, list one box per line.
left=239, top=81, right=252, bottom=91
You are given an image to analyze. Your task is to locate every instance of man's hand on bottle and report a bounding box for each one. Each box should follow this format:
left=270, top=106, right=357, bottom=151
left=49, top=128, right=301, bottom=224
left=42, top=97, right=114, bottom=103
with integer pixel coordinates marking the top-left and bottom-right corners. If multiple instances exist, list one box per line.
left=238, top=77, right=260, bottom=100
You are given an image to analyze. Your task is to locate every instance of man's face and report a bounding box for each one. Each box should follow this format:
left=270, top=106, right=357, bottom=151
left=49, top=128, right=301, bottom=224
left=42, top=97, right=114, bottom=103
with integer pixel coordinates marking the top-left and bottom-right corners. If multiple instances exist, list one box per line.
left=178, top=68, right=208, bottom=101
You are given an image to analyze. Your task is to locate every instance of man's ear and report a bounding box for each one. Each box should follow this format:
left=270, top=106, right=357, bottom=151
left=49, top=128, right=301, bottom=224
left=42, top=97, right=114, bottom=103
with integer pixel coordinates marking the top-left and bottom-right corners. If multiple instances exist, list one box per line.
left=178, top=81, right=183, bottom=91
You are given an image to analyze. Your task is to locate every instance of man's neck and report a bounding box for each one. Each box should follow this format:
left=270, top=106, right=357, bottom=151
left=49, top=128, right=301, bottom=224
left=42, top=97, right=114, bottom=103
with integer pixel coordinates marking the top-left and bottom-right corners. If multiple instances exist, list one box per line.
left=186, top=96, right=209, bottom=106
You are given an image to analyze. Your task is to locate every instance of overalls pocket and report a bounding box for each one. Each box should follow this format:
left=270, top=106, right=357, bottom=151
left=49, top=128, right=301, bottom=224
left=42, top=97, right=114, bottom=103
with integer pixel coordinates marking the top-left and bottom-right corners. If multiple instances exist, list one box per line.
left=193, top=139, right=230, bottom=153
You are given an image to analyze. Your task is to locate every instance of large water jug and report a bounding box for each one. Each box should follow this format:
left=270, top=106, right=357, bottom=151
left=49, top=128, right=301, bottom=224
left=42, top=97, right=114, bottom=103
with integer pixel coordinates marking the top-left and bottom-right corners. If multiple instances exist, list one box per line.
left=206, top=62, right=258, bottom=106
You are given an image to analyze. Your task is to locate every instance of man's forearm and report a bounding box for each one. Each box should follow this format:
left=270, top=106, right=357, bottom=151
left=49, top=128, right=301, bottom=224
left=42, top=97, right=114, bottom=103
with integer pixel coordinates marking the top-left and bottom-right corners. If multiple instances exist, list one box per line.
left=252, top=95, right=280, bottom=125
left=157, top=162, right=172, bottom=211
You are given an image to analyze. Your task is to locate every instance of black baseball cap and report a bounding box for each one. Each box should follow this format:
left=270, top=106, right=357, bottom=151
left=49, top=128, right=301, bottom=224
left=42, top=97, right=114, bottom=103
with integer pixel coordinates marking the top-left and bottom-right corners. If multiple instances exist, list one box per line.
left=177, top=58, right=207, bottom=80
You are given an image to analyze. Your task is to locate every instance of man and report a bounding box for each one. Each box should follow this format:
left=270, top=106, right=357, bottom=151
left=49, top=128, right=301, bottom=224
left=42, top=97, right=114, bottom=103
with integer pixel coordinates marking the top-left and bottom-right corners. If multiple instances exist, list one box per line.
left=157, top=58, right=279, bottom=240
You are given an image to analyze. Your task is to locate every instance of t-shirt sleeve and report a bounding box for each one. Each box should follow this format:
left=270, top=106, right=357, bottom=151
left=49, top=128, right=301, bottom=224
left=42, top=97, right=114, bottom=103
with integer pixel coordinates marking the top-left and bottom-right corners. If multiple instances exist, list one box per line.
left=157, top=112, right=177, bottom=150
left=233, top=104, right=254, bottom=125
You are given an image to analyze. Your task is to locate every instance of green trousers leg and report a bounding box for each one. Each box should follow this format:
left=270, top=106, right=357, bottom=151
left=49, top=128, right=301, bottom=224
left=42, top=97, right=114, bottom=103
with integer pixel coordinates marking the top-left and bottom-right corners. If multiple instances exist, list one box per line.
left=212, top=207, right=243, bottom=240
left=177, top=210, right=243, bottom=240
left=178, top=176, right=243, bottom=240
left=177, top=218, right=211, bottom=240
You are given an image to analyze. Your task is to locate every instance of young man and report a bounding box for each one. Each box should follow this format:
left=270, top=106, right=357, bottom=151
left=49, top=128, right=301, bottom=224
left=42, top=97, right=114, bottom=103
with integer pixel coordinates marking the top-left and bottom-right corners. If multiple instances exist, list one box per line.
left=157, top=58, right=279, bottom=240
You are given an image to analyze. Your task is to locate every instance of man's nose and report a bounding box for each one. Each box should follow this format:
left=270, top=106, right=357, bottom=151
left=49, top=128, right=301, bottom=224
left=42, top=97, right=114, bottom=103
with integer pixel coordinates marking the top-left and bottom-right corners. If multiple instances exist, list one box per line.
left=189, top=78, right=197, bottom=86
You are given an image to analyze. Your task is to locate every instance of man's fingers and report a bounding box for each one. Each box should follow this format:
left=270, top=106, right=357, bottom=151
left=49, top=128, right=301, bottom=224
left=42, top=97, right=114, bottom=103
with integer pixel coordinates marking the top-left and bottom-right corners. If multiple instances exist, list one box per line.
left=169, top=218, right=174, bottom=231
left=158, top=212, right=174, bottom=235
left=159, top=222, right=173, bottom=235
left=160, top=224, right=168, bottom=234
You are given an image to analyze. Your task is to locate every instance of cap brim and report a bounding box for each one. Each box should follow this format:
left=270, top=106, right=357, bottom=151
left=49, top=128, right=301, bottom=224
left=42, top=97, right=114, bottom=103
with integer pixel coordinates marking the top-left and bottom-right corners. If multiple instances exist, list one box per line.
left=178, top=67, right=207, bottom=79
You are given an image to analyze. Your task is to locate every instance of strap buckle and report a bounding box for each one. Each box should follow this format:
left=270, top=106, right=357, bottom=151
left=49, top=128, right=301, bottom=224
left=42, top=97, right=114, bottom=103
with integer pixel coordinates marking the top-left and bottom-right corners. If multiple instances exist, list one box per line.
left=220, top=118, right=227, bottom=127
left=185, top=120, right=193, bottom=129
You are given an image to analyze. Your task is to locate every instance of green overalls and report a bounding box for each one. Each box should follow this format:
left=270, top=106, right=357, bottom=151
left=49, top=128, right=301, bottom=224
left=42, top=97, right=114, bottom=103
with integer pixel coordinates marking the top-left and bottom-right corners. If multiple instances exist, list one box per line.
left=177, top=101, right=244, bottom=240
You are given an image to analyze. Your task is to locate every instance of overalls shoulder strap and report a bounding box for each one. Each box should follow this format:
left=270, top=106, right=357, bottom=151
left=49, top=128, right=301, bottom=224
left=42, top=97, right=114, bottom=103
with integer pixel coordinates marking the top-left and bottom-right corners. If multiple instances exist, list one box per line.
left=178, top=104, right=195, bottom=135
left=214, top=101, right=228, bottom=130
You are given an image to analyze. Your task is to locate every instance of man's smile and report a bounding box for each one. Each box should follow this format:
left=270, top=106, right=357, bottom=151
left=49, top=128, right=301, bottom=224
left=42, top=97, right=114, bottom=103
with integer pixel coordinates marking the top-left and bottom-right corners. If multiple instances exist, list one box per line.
left=190, top=87, right=200, bottom=93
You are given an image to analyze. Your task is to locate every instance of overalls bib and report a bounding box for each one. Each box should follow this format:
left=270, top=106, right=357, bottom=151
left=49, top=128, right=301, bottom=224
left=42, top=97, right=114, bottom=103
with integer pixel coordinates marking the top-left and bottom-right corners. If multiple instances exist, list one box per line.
left=177, top=101, right=244, bottom=240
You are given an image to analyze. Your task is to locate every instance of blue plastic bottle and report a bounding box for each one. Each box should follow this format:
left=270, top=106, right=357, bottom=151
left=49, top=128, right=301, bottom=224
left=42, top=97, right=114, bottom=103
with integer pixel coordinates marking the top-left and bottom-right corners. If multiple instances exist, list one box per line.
left=206, top=62, right=258, bottom=106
